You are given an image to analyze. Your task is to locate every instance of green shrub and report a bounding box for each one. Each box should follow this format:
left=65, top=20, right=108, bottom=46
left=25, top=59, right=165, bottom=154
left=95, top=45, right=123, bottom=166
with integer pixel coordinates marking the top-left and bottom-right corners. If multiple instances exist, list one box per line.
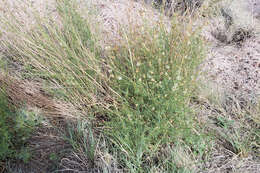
left=103, top=21, right=208, bottom=171
left=0, top=88, right=39, bottom=162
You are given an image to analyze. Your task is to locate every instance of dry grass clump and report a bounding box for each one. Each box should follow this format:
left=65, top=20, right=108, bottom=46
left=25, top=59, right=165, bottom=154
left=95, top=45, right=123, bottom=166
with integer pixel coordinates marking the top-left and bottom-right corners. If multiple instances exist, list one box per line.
left=0, top=73, right=78, bottom=120
left=0, top=0, right=114, bottom=171
left=1, top=0, right=113, bottom=111
left=193, top=80, right=260, bottom=172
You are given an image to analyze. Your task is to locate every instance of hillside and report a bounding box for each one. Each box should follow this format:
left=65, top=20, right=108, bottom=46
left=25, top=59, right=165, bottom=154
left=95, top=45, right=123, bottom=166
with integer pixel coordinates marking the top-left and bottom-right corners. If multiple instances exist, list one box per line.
left=0, top=0, right=259, bottom=172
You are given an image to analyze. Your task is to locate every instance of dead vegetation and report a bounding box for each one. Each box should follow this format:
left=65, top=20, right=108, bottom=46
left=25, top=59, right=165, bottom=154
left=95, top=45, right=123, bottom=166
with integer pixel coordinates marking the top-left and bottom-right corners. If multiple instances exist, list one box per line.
left=0, top=73, right=78, bottom=120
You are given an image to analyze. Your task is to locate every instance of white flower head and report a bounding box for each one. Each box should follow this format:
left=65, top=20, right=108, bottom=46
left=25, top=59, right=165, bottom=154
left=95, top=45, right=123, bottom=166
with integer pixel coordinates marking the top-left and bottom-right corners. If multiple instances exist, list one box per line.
left=105, top=46, right=111, bottom=50
left=172, top=83, right=178, bottom=91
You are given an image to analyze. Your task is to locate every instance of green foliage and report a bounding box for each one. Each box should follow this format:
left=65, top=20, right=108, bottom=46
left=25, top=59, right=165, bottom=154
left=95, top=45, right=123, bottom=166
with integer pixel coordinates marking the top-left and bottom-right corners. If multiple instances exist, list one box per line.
left=0, top=0, right=210, bottom=171
left=104, top=21, right=208, bottom=171
left=0, top=88, right=39, bottom=162
left=66, top=120, right=96, bottom=165
left=49, top=153, right=59, bottom=161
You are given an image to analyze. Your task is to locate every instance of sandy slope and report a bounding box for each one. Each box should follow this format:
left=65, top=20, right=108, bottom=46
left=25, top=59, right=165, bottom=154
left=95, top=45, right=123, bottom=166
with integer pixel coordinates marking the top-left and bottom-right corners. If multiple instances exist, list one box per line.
left=202, top=0, right=260, bottom=106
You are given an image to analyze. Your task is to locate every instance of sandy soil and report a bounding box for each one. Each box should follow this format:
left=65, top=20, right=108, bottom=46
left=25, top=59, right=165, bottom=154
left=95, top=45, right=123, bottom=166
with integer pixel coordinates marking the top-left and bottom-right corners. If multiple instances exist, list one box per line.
left=202, top=0, right=260, bottom=107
